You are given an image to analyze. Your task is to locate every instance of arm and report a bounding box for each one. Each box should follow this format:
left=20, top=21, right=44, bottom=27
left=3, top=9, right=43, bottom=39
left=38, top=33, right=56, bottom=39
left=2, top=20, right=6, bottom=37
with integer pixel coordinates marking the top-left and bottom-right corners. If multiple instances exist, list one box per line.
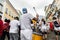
left=54, top=21, right=60, bottom=27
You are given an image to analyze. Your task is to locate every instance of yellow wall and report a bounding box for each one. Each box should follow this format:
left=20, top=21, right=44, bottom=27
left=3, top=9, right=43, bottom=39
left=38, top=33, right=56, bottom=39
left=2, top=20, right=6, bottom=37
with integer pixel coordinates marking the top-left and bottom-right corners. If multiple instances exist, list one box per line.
left=2, top=0, right=19, bottom=21
left=4, top=13, right=14, bottom=20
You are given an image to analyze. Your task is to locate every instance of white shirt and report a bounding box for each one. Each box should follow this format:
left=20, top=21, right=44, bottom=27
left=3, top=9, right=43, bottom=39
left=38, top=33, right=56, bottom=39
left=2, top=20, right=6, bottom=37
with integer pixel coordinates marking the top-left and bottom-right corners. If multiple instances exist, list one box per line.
left=41, top=22, right=50, bottom=32
left=53, top=20, right=60, bottom=31
left=54, top=27, right=60, bottom=31
left=20, top=13, right=34, bottom=30
left=9, top=20, right=20, bottom=33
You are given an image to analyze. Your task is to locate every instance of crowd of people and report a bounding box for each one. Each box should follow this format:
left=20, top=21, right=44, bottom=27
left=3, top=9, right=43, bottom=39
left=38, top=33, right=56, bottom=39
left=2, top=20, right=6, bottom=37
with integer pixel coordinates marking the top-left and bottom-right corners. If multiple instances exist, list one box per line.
left=0, top=8, right=60, bottom=40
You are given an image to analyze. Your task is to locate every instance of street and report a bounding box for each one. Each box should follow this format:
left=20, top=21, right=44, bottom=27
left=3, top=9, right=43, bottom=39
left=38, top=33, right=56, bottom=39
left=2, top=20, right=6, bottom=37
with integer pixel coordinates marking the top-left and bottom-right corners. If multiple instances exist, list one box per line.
left=47, top=31, right=60, bottom=40
left=5, top=31, right=60, bottom=40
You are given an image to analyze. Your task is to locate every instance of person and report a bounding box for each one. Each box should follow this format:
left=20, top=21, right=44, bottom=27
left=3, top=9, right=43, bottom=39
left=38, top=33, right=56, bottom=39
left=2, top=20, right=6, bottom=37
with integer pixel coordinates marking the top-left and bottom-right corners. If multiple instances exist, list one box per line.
left=53, top=17, right=60, bottom=40
left=2, top=19, right=10, bottom=40
left=31, top=20, right=36, bottom=32
left=0, top=15, right=4, bottom=40
left=20, top=8, right=38, bottom=40
left=9, top=17, right=20, bottom=40
left=40, top=18, right=49, bottom=40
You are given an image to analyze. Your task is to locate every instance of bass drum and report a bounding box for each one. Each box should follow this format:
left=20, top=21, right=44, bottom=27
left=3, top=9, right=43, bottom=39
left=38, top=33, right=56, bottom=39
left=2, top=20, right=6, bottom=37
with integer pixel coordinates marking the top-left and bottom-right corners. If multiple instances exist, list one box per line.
left=32, top=34, right=43, bottom=40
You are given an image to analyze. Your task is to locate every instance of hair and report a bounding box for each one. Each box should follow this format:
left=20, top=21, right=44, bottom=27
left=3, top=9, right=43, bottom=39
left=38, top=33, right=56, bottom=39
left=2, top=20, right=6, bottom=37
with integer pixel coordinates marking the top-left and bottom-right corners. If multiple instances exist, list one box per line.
left=4, top=19, right=7, bottom=22
left=0, top=15, right=2, bottom=17
left=7, top=19, right=10, bottom=23
left=14, top=17, right=19, bottom=20
left=4, top=19, right=10, bottom=23
left=41, top=18, right=46, bottom=25
left=53, top=17, right=57, bottom=20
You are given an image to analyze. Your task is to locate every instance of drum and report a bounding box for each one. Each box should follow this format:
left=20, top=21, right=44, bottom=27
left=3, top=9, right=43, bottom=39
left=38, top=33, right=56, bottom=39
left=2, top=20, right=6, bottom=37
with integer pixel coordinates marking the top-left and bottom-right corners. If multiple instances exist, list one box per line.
left=32, top=34, right=43, bottom=40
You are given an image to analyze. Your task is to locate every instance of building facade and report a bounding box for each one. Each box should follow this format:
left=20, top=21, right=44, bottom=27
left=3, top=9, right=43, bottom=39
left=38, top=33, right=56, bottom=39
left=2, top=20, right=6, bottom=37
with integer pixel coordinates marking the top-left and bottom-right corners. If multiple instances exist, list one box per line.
left=0, top=0, right=4, bottom=18
left=0, top=0, right=19, bottom=21
left=45, top=0, right=60, bottom=22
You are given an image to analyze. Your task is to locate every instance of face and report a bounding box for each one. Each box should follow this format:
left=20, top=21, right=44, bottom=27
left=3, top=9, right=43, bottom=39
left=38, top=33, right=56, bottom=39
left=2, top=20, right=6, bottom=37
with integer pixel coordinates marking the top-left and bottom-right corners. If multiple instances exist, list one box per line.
left=59, top=19, right=60, bottom=23
left=36, top=14, right=39, bottom=17
left=22, top=8, right=27, bottom=14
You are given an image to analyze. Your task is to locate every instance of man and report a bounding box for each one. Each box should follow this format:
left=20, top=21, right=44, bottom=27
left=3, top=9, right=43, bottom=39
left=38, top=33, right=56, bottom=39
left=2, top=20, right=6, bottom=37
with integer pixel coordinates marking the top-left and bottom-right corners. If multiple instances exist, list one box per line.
left=2, top=19, right=10, bottom=40
left=20, top=8, right=38, bottom=40
left=53, top=17, right=60, bottom=40
left=9, top=17, right=20, bottom=40
left=0, top=15, right=4, bottom=40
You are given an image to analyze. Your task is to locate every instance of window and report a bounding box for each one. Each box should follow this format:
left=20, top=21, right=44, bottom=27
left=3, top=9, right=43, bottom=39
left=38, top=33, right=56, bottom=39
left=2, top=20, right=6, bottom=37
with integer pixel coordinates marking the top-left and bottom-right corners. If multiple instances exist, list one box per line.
left=0, top=12, right=3, bottom=16
left=5, top=8, right=8, bottom=14
left=9, top=11, right=12, bottom=16
left=11, top=13, right=13, bottom=18
left=9, top=11, right=11, bottom=16
left=9, top=11, right=13, bottom=17
left=0, top=3, right=3, bottom=12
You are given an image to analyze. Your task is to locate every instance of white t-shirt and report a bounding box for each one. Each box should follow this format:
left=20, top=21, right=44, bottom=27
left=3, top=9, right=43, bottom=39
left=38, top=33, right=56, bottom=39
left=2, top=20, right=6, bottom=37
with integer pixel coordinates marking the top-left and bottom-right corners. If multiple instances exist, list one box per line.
left=9, top=20, right=20, bottom=33
left=54, top=27, right=60, bottom=31
left=20, top=13, right=34, bottom=30
left=41, top=22, right=50, bottom=32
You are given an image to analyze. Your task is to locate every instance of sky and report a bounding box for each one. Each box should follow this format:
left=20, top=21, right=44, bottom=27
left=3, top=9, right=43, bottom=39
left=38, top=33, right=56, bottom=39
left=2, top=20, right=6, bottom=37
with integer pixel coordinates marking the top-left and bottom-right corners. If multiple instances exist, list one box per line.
left=9, top=0, right=53, bottom=17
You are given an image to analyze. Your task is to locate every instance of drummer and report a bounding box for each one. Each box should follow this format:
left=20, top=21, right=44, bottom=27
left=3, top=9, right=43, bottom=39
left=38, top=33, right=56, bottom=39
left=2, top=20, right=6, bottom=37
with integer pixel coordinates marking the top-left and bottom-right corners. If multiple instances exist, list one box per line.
left=39, top=18, right=50, bottom=40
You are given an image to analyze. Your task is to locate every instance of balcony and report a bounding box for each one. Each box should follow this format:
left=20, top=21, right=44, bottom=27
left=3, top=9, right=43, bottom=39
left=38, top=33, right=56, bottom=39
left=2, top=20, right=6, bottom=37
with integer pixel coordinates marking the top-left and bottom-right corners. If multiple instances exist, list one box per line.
left=0, top=3, right=3, bottom=12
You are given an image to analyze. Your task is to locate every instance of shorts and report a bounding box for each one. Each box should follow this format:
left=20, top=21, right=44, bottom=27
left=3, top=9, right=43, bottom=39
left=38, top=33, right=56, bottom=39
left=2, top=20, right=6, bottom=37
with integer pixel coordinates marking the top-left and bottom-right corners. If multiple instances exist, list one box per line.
left=54, top=30, right=60, bottom=35
left=42, top=32, right=47, bottom=34
left=40, top=31, right=47, bottom=34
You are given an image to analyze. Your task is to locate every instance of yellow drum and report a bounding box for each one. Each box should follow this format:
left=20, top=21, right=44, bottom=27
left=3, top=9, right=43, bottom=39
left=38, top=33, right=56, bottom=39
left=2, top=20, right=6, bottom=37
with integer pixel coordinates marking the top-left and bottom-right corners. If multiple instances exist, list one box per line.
left=32, top=34, right=43, bottom=40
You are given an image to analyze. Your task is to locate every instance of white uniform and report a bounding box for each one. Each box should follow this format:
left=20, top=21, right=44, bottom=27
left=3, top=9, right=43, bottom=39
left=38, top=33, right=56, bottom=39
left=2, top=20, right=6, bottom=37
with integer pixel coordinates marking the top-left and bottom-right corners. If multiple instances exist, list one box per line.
left=20, top=13, right=34, bottom=40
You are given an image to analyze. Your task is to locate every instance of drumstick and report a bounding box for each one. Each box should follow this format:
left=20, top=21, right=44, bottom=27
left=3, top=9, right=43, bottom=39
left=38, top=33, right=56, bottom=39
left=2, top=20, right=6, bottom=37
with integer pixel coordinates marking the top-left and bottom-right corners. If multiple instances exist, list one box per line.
left=33, top=7, right=37, bottom=14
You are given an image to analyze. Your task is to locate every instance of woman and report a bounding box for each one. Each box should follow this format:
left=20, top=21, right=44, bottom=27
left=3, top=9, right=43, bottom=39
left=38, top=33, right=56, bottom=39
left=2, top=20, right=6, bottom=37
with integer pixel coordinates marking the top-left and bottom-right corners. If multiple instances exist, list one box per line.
left=40, top=18, right=49, bottom=40
left=53, top=17, right=60, bottom=40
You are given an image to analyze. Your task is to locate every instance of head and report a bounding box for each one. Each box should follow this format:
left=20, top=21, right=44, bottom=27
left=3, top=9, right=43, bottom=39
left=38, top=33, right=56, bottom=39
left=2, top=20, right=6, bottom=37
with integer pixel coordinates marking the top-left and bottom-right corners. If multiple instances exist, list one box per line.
left=36, top=14, right=39, bottom=18
left=0, top=15, right=2, bottom=20
left=14, top=17, right=19, bottom=20
left=7, top=19, right=10, bottom=23
left=4, top=19, right=7, bottom=22
left=22, top=8, right=27, bottom=14
left=53, top=17, right=57, bottom=20
left=41, top=18, right=46, bottom=24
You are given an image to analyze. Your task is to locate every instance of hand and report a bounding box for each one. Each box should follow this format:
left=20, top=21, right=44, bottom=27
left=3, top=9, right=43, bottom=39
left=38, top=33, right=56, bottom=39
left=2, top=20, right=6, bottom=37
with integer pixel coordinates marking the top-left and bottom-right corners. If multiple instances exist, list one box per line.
left=36, top=14, right=39, bottom=18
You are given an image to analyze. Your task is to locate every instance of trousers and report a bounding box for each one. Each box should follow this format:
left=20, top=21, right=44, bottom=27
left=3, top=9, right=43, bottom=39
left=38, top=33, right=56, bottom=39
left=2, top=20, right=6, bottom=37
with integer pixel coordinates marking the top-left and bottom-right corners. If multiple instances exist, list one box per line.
left=20, top=29, right=32, bottom=40
left=9, top=33, right=19, bottom=40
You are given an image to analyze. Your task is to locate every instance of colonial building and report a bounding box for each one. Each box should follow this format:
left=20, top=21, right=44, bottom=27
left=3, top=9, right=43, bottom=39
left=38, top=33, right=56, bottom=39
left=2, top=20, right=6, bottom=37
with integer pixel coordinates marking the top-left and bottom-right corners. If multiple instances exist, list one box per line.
left=0, top=0, right=4, bottom=19
left=0, top=0, right=19, bottom=21
left=45, top=0, right=60, bottom=21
